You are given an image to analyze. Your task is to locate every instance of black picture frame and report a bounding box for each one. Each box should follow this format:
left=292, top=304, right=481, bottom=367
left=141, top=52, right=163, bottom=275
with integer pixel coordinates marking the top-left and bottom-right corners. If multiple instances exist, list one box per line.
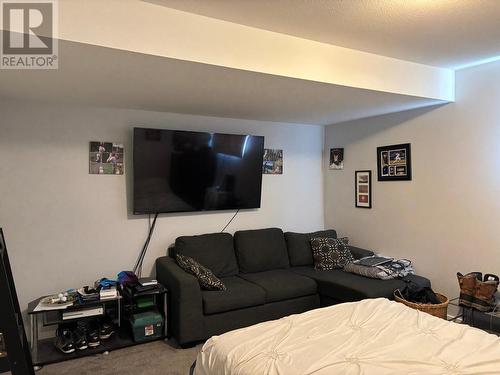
left=355, top=170, right=372, bottom=209
left=329, top=148, right=344, bottom=170
left=377, top=143, right=412, bottom=181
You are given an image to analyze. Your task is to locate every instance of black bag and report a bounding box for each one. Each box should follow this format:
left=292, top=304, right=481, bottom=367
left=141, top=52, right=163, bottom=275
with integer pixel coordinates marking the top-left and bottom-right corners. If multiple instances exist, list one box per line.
left=399, top=279, right=441, bottom=304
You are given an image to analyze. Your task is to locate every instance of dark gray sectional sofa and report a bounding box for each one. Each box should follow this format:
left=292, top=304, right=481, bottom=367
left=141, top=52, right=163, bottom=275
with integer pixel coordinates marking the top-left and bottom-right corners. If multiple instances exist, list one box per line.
left=156, top=228, right=430, bottom=346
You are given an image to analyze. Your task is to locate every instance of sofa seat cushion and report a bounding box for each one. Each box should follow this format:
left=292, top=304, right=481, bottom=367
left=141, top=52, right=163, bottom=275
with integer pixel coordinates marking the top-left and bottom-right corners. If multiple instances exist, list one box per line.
left=285, top=230, right=338, bottom=267
left=234, top=228, right=290, bottom=273
left=239, top=270, right=317, bottom=303
left=202, top=276, right=266, bottom=315
left=291, top=267, right=430, bottom=302
left=175, top=232, right=239, bottom=277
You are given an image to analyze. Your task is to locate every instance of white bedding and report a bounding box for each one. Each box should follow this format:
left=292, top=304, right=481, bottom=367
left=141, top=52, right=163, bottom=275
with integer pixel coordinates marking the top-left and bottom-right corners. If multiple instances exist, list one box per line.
left=195, top=298, right=500, bottom=375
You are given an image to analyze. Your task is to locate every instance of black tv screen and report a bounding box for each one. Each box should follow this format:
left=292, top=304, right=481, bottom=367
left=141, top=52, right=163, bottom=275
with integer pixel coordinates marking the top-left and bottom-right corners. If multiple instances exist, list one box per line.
left=133, top=128, right=264, bottom=214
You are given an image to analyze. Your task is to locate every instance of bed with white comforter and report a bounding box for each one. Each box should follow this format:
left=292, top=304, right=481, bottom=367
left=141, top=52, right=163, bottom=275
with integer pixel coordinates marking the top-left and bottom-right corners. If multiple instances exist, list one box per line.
left=195, top=298, right=500, bottom=375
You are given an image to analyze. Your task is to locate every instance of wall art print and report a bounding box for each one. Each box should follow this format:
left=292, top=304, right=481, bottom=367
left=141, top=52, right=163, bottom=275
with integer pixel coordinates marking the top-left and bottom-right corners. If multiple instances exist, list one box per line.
left=377, top=143, right=411, bottom=181
left=89, top=141, right=124, bottom=175
left=263, top=149, right=283, bottom=175
left=329, top=148, right=344, bottom=170
left=355, top=170, right=372, bottom=208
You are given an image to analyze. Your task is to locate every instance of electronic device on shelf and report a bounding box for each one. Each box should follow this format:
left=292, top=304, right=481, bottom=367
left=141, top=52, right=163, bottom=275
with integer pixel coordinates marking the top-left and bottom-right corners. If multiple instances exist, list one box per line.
left=123, top=282, right=160, bottom=296
left=133, top=127, right=265, bottom=214
left=99, top=286, right=118, bottom=300
left=62, top=307, right=104, bottom=321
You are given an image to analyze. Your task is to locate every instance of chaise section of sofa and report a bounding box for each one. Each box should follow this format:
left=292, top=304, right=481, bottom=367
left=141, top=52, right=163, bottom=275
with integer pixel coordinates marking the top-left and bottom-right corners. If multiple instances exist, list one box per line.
left=291, top=267, right=430, bottom=305
left=284, top=230, right=429, bottom=304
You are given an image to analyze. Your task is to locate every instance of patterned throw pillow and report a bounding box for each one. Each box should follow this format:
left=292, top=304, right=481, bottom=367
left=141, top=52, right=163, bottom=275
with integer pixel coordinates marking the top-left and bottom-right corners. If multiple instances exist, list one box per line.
left=175, top=254, right=227, bottom=291
left=310, top=237, right=354, bottom=270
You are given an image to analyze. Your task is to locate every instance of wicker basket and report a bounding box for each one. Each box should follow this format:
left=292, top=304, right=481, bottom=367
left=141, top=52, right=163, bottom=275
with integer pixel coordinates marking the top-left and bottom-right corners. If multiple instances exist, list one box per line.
left=394, top=290, right=449, bottom=319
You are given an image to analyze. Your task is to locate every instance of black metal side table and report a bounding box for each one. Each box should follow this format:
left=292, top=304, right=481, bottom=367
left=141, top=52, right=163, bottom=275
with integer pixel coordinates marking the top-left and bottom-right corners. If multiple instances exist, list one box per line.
left=27, top=296, right=122, bottom=368
left=448, top=296, right=500, bottom=335
left=27, top=285, right=168, bottom=369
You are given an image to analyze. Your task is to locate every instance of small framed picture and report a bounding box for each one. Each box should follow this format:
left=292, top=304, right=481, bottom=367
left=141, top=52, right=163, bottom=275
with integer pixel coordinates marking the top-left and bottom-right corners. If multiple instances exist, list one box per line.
left=377, top=143, right=411, bottom=181
left=262, top=149, right=283, bottom=175
left=355, top=170, right=372, bottom=208
left=329, top=148, right=344, bottom=170
left=89, top=141, right=124, bottom=175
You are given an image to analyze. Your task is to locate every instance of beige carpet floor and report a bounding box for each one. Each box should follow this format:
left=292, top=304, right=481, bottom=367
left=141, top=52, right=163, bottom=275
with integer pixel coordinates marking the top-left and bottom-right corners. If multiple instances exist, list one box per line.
left=37, top=340, right=201, bottom=375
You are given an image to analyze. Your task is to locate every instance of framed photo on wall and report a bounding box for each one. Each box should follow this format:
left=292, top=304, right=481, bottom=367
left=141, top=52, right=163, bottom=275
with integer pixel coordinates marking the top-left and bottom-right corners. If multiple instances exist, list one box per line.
left=377, top=143, right=411, bottom=181
left=89, top=141, right=124, bottom=175
left=329, top=148, right=344, bottom=170
left=262, top=149, right=283, bottom=175
left=355, top=170, right=372, bottom=208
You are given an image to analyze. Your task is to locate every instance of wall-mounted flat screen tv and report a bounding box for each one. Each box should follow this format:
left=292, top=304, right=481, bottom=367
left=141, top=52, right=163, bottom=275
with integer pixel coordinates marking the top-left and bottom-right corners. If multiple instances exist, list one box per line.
left=133, top=128, right=265, bottom=214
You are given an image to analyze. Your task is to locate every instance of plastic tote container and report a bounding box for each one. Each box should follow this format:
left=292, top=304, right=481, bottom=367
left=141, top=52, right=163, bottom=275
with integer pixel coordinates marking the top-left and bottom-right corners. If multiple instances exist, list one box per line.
left=128, top=310, right=164, bottom=342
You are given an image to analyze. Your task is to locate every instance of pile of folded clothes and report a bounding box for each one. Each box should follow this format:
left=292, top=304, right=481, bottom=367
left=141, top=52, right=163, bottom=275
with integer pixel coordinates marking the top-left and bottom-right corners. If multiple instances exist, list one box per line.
left=344, top=255, right=414, bottom=280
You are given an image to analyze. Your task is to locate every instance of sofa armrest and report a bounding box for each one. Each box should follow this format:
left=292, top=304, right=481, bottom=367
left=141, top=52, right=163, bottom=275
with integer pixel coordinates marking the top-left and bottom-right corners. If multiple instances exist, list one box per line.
left=156, top=256, right=204, bottom=345
left=349, top=245, right=375, bottom=260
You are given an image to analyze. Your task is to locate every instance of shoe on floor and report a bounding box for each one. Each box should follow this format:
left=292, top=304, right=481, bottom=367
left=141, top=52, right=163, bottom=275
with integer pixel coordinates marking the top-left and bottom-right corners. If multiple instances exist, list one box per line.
left=86, top=320, right=101, bottom=348
left=99, top=316, right=115, bottom=340
left=54, top=327, right=75, bottom=354
left=73, top=322, right=88, bottom=350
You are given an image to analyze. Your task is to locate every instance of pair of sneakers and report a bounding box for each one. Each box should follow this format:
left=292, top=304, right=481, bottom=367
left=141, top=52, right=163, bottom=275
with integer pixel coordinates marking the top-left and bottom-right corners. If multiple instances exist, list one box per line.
left=55, top=316, right=115, bottom=354
left=457, top=272, right=499, bottom=312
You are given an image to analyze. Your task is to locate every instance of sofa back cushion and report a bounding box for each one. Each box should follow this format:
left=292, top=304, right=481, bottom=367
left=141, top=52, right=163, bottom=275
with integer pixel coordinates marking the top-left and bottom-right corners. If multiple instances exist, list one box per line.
left=175, top=232, right=239, bottom=277
left=234, top=228, right=290, bottom=273
left=284, top=229, right=338, bottom=266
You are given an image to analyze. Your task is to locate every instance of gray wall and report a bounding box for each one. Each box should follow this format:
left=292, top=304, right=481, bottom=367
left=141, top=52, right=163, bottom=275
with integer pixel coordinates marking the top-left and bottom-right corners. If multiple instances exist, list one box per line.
left=324, top=60, right=500, bottom=298
left=0, top=100, right=325, bottom=310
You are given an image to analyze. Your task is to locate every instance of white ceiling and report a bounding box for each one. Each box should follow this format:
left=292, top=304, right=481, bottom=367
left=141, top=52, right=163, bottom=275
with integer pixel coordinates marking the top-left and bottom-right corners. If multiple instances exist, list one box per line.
left=147, top=0, right=500, bottom=69
left=0, top=40, right=444, bottom=126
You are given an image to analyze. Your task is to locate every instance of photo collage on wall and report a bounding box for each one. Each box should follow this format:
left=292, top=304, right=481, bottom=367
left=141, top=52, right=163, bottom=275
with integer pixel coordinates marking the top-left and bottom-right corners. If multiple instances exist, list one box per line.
left=89, top=142, right=124, bottom=175
left=262, top=149, right=283, bottom=175
left=377, top=143, right=412, bottom=181
left=355, top=170, right=371, bottom=208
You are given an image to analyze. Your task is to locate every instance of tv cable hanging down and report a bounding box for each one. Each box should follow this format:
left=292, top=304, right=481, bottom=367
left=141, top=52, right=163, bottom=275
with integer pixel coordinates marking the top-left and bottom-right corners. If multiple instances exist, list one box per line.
left=133, top=208, right=239, bottom=276
left=133, top=213, right=159, bottom=278
left=221, top=209, right=240, bottom=233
